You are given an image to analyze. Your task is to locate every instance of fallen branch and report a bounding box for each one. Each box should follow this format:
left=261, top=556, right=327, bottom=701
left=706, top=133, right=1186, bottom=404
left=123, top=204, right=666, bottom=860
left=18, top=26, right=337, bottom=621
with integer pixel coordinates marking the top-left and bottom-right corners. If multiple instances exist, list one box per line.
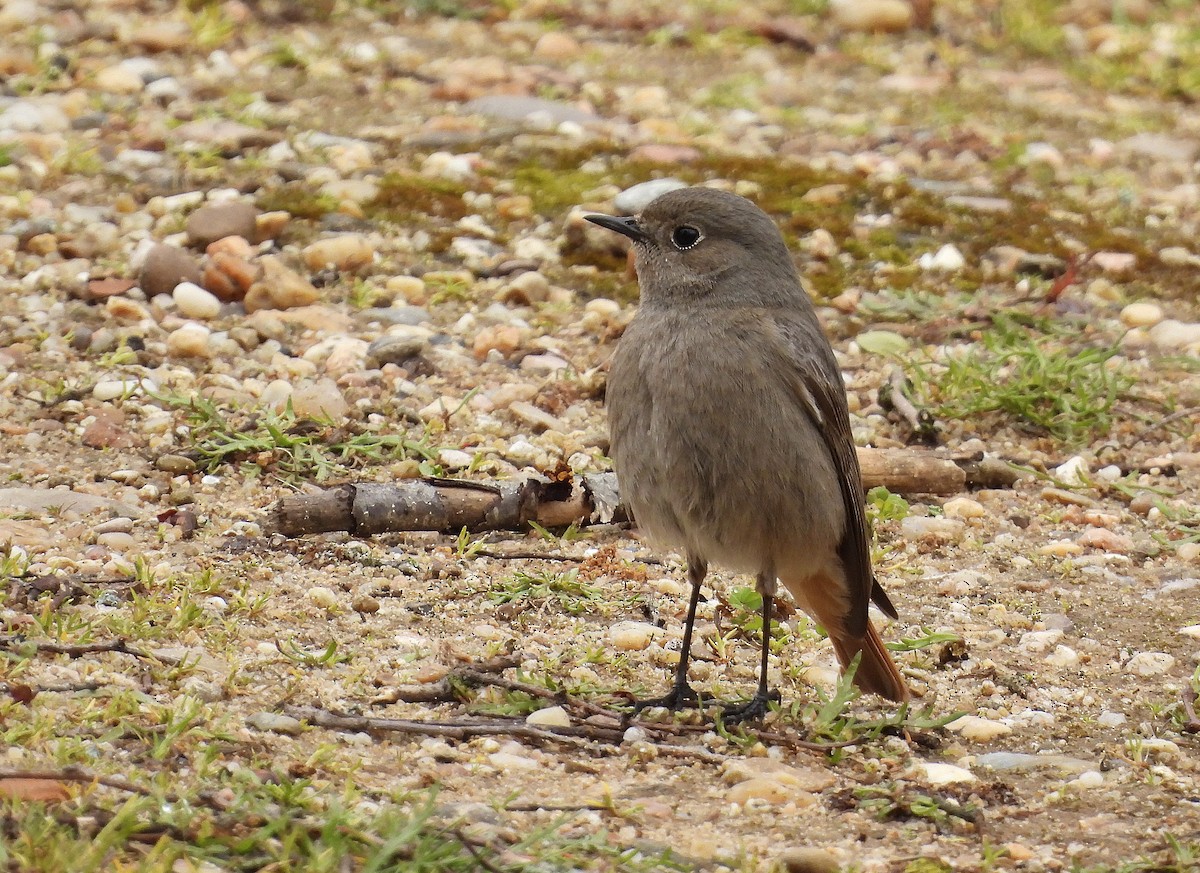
left=282, top=704, right=626, bottom=747
left=282, top=705, right=728, bottom=764
left=0, top=637, right=183, bottom=665
left=0, top=766, right=158, bottom=798
left=270, top=448, right=1012, bottom=538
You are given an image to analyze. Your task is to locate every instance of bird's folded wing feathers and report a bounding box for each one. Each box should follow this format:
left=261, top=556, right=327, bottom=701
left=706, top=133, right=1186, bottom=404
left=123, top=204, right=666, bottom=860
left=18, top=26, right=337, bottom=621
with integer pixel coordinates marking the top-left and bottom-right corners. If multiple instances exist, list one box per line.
left=772, top=317, right=881, bottom=638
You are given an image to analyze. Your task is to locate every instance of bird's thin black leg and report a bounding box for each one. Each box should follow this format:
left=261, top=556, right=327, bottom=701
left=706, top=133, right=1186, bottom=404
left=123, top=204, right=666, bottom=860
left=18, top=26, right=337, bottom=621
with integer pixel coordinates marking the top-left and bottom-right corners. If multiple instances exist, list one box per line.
left=630, top=557, right=707, bottom=714
left=720, top=570, right=781, bottom=724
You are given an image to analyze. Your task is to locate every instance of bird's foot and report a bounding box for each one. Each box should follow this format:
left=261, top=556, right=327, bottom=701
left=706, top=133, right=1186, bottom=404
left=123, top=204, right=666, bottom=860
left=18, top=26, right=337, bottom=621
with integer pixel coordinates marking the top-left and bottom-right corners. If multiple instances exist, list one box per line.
left=629, top=682, right=704, bottom=715
left=717, top=688, right=781, bottom=725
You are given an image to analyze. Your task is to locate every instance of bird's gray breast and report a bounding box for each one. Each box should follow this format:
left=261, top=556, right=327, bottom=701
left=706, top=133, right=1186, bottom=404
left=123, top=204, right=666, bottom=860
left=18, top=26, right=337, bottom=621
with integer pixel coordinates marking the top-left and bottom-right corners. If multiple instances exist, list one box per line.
left=607, top=308, right=845, bottom=575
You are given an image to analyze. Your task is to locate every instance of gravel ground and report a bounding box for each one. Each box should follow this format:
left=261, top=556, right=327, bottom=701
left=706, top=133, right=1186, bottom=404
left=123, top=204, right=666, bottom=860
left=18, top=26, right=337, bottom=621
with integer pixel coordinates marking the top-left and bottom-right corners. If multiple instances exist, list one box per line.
left=1, top=1, right=1199, bottom=870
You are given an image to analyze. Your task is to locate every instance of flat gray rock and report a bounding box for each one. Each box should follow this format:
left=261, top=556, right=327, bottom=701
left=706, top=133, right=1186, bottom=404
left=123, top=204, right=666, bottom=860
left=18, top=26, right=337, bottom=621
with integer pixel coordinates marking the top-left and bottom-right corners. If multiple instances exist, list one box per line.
left=0, top=488, right=139, bottom=517
left=462, top=95, right=597, bottom=126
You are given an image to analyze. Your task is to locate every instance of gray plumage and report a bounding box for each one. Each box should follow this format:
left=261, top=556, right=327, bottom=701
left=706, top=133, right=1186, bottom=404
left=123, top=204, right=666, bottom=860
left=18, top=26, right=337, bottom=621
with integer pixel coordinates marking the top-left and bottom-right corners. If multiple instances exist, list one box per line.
left=590, top=187, right=908, bottom=704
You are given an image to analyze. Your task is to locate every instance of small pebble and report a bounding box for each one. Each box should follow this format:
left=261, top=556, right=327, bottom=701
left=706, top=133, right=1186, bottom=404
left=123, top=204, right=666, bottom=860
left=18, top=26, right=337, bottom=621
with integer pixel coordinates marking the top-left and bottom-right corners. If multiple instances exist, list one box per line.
left=918, top=244, right=965, bottom=271
left=156, top=454, right=197, bottom=474
left=96, top=532, right=134, bottom=550
left=1018, top=629, right=1062, bottom=653
left=1065, top=771, right=1104, bottom=791
left=609, top=620, right=661, bottom=651
left=900, top=516, right=965, bottom=542
left=942, top=497, right=985, bottom=520
left=919, top=762, right=976, bottom=785
left=245, top=255, right=320, bottom=311
left=1077, top=527, right=1133, bottom=553
left=1120, top=301, right=1164, bottom=328
left=1054, top=455, right=1090, bottom=486
left=93, top=517, right=134, bottom=535
left=173, top=282, right=222, bottom=319
left=246, top=712, right=304, bottom=735
left=140, top=243, right=202, bottom=296
left=1124, top=652, right=1174, bottom=676
left=1045, top=645, right=1080, bottom=668
left=779, top=848, right=840, bottom=873
left=167, top=323, right=212, bottom=358
left=947, top=715, right=1012, bottom=742
left=303, top=234, right=375, bottom=272
left=526, top=705, right=571, bottom=728
left=352, top=594, right=380, bottom=614
left=186, top=201, right=258, bottom=248
left=307, top=586, right=340, bottom=610
left=488, top=750, right=539, bottom=771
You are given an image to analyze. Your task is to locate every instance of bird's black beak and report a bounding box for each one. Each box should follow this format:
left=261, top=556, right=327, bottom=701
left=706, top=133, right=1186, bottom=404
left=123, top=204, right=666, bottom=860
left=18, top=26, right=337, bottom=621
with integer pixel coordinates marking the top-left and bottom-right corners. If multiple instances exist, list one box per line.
left=584, top=213, right=648, bottom=243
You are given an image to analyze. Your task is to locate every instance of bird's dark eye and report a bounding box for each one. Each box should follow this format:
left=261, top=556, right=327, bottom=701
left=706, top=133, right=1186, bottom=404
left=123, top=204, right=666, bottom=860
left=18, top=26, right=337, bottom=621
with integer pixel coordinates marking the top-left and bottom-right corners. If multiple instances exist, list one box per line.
left=670, top=225, right=702, bottom=250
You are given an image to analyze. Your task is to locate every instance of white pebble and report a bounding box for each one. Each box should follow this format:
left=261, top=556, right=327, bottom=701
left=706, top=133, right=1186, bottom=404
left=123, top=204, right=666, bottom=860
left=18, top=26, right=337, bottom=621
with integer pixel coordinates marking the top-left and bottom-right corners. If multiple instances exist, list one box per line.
left=918, top=244, right=965, bottom=272
left=1125, top=652, right=1175, bottom=676
left=920, top=762, right=976, bottom=785
left=167, top=323, right=212, bottom=358
left=1045, top=645, right=1079, bottom=668
left=1018, top=629, right=1063, bottom=654
left=1097, top=710, right=1126, bottom=727
left=1120, top=301, right=1163, bottom=328
left=525, top=705, right=571, bottom=728
left=900, top=516, right=965, bottom=542
left=92, top=379, right=142, bottom=401
left=438, top=449, right=475, bottom=470
left=1069, top=770, right=1105, bottom=789
left=488, top=750, right=538, bottom=771
left=173, top=281, right=222, bottom=319
left=947, top=716, right=1012, bottom=742
left=609, top=620, right=661, bottom=651
left=1054, top=455, right=1089, bottom=486
left=307, top=586, right=339, bottom=610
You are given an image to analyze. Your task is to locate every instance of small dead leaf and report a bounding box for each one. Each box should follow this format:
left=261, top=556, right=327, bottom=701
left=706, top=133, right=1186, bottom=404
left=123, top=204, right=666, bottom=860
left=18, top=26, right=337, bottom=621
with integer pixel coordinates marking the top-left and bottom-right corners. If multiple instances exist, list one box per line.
left=86, top=277, right=136, bottom=299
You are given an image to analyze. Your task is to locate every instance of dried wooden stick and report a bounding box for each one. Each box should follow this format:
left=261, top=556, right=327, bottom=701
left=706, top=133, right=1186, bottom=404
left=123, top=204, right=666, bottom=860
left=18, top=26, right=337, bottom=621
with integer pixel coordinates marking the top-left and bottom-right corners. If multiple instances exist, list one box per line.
left=270, top=448, right=1008, bottom=538
left=0, top=636, right=183, bottom=665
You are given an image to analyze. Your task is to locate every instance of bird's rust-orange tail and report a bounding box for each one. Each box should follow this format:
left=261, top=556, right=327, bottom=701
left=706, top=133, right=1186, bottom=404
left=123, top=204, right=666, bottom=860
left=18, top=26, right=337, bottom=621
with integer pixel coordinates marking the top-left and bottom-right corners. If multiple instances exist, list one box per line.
left=829, top=621, right=910, bottom=702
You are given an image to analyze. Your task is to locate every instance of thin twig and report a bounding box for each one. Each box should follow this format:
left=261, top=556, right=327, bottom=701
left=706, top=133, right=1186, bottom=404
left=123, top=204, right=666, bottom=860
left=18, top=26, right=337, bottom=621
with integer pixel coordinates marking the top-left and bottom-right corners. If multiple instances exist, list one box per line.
left=1135, top=406, right=1200, bottom=441
left=474, top=549, right=581, bottom=562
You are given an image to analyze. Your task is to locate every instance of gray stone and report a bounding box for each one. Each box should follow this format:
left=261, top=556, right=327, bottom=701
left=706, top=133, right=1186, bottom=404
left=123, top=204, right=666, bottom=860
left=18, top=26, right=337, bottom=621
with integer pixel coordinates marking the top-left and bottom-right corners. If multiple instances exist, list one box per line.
left=366, top=331, right=430, bottom=366
left=463, top=95, right=597, bottom=126
left=975, top=752, right=1093, bottom=774
left=1117, top=133, right=1200, bottom=163
left=359, top=305, right=433, bottom=326
left=185, top=202, right=259, bottom=248
left=140, top=243, right=202, bottom=296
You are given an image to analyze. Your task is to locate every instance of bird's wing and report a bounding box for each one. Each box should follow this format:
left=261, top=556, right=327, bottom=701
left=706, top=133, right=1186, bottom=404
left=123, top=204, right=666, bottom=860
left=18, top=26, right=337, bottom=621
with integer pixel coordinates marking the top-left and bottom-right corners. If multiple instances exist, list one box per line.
left=773, top=314, right=894, bottom=638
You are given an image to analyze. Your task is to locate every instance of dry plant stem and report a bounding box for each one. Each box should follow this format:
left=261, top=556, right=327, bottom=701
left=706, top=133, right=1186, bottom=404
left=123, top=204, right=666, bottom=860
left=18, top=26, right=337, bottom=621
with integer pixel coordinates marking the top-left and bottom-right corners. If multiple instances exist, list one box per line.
left=1182, top=687, right=1200, bottom=734
left=1135, top=405, right=1200, bottom=440
left=886, top=367, right=926, bottom=433
left=271, top=448, right=980, bottom=537
left=0, top=636, right=183, bottom=665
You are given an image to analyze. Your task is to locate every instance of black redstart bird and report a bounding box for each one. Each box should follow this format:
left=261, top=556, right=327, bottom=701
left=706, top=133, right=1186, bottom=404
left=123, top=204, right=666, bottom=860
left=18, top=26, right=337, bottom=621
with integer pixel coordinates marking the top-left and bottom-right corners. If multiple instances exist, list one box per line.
left=586, top=187, right=910, bottom=719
